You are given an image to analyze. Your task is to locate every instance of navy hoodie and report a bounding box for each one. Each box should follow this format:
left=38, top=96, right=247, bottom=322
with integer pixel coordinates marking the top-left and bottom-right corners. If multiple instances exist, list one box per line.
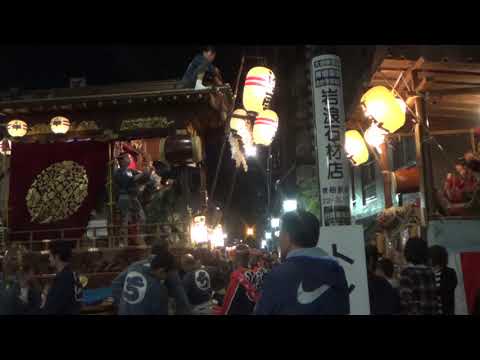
left=255, top=247, right=350, bottom=315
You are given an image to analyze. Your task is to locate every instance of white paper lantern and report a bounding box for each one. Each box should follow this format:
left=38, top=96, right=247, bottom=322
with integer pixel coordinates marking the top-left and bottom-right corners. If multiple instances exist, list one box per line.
left=253, top=110, right=278, bottom=146
left=7, top=120, right=28, bottom=138
left=50, top=116, right=71, bottom=134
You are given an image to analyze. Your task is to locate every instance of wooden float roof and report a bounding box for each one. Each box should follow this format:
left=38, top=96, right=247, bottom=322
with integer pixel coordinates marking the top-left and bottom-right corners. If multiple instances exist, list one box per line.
left=348, top=55, right=480, bottom=132
left=0, top=80, right=233, bottom=115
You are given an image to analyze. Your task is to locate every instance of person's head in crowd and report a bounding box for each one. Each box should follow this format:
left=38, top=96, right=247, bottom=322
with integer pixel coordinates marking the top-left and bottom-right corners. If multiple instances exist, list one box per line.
left=271, top=251, right=279, bottom=263
left=151, top=240, right=170, bottom=256
left=365, top=244, right=379, bottom=274
left=376, top=258, right=394, bottom=279
left=429, top=245, right=449, bottom=270
left=49, top=241, right=73, bottom=271
left=150, top=252, right=175, bottom=282
left=455, top=158, right=471, bottom=178
left=465, top=151, right=476, bottom=162
left=279, top=210, right=320, bottom=261
left=404, top=237, right=429, bottom=265
left=117, top=152, right=131, bottom=170
left=203, top=45, right=216, bottom=63
left=235, top=244, right=250, bottom=268
left=181, top=253, right=198, bottom=273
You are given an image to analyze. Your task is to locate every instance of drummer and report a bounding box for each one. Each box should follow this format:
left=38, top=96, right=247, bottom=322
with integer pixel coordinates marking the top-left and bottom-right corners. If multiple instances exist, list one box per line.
left=114, top=152, right=153, bottom=245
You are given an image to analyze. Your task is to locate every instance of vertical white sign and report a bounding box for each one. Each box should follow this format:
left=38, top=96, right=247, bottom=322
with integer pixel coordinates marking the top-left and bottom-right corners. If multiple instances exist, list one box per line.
left=311, top=54, right=351, bottom=226
left=317, top=225, right=370, bottom=315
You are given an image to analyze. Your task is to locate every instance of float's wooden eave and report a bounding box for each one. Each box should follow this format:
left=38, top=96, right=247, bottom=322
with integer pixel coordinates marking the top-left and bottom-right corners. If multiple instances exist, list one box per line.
left=0, top=80, right=233, bottom=114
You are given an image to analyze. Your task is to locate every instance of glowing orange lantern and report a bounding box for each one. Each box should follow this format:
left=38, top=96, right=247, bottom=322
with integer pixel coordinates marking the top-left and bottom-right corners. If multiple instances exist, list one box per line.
left=361, top=86, right=406, bottom=133
left=243, top=67, right=276, bottom=114
left=253, top=110, right=278, bottom=146
left=345, top=130, right=369, bottom=166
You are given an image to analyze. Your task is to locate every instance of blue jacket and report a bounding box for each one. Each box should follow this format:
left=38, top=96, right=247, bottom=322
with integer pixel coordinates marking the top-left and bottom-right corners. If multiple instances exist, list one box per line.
left=181, top=54, right=215, bottom=88
left=112, top=256, right=191, bottom=314
left=118, top=270, right=169, bottom=315
left=255, top=247, right=350, bottom=315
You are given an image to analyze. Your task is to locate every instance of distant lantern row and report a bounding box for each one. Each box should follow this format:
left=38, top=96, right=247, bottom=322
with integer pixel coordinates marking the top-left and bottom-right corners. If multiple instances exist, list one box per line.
left=6, top=116, right=71, bottom=138
left=230, top=66, right=278, bottom=147
left=345, top=85, right=407, bottom=166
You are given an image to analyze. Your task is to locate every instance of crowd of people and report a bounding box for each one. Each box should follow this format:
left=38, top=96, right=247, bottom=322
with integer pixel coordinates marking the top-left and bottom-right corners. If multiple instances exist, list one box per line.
left=1, top=209, right=480, bottom=315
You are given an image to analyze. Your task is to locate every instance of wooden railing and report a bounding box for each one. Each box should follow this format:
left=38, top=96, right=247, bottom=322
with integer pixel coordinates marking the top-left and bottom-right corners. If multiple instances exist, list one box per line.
left=2, top=222, right=188, bottom=253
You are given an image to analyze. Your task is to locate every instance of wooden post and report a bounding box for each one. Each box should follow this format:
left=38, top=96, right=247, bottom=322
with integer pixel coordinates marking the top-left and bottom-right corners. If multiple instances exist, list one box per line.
left=414, top=93, right=434, bottom=228
left=379, top=143, right=393, bottom=208
left=107, top=142, right=114, bottom=246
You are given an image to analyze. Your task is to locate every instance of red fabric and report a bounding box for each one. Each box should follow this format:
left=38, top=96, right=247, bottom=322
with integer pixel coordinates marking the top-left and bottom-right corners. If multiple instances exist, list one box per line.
left=460, top=252, right=480, bottom=314
left=9, top=142, right=109, bottom=241
left=444, top=173, right=478, bottom=203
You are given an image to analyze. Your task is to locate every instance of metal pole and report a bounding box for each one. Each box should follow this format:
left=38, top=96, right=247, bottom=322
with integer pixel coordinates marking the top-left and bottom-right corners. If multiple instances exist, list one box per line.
left=266, top=146, right=272, bottom=219
left=209, top=55, right=246, bottom=204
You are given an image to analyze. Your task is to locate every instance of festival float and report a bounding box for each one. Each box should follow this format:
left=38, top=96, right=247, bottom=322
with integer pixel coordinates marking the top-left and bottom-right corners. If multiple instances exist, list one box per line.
left=345, top=54, right=480, bottom=314
left=0, top=79, right=232, bottom=313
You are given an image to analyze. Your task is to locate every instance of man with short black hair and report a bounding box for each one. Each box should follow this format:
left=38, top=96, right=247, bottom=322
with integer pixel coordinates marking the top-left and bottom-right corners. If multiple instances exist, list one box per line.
left=255, top=210, right=350, bottom=315
left=429, top=245, right=457, bottom=315
left=42, top=242, right=83, bottom=315
left=111, top=241, right=191, bottom=314
left=399, top=237, right=440, bottom=315
left=181, top=46, right=221, bottom=90
left=118, top=252, right=175, bottom=315
left=181, top=253, right=213, bottom=315
left=366, top=246, right=400, bottom=315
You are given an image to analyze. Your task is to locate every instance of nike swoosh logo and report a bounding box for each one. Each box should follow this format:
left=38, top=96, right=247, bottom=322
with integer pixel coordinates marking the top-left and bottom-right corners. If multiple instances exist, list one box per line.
left=297, top=282, right=331, bottom=305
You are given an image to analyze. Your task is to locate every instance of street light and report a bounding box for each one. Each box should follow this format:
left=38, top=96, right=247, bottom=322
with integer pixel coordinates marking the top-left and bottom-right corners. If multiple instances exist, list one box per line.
left=265, top=231, right=272, bottom=240
left=274, top=230, right=280, bottom=237
left=282, top=199, right=297, bottom=213
left=246, top=227, right=254, bottom=236
left=271, top=217, right=280, bottom=229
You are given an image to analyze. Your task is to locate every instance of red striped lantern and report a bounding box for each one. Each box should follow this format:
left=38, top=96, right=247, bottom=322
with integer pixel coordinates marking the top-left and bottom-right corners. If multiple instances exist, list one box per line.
left=0, top=138, right=11, bottom=156
left=253, top=110, right=279, bottom=146
left=7, top=120, right=28, bottom=138
left=50, top=116, right=71, bottom=134
left=243, top=67, right=276, bottom=114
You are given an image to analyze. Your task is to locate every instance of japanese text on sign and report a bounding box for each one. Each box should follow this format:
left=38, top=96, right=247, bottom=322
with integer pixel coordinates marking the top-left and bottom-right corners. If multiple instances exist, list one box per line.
left=311, top=55, right=351, bottom=226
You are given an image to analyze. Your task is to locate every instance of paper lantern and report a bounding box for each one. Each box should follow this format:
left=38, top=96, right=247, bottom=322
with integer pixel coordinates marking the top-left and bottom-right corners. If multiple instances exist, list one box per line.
left=243, top=67, right=276, bottom=114
left=50, top=116, right=71, bottom=134
left=0, top=138, right=11, bottom=156
left=191, top=215, right=208, bottom=245
left=364, top=123, right=387, bottom=153
left=7, top=120, right=28, bottom=138
left=230, top=109, right=247, bottom=132
left=345, top=130, right=369, bottom=166
left=361, top=86, right=405, bottom=133
left=253, top=110, right=278, bottom=146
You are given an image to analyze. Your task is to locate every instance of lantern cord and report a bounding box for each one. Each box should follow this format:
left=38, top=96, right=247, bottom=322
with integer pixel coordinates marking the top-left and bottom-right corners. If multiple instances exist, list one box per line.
left=209, top=55, right=246, bottom=204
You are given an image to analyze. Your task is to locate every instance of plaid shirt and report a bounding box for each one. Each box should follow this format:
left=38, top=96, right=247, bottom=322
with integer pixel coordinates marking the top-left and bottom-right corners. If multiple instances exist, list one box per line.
left=399, top=265, right=440, bottom=315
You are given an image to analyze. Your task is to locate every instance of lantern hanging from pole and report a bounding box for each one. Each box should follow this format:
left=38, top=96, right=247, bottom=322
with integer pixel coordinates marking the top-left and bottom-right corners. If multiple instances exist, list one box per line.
left=364, top=123, right=387, bottom=153
left=50, top=116, right=71, bottom=134
left=230, top=109, right=247, bottom=132
left=361, top=86, right=406, bottom=133
left=0, top=138, right=11, bottom=156
left=344, top=130, right=369, bottom=166
left=253, top=110, right=278, bottom=146
left=7, top=120, right=28, bottom=138
left=243, top=67, right=276, bottom=114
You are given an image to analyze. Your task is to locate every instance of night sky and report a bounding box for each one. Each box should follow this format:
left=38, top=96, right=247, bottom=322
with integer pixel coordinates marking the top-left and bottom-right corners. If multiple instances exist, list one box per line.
left=1, top=44, right=269, bottom=240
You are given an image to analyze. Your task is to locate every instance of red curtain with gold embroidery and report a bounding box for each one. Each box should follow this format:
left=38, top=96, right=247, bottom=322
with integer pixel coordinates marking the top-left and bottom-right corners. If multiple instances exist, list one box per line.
left=8, top=142, right=109, bottom=242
